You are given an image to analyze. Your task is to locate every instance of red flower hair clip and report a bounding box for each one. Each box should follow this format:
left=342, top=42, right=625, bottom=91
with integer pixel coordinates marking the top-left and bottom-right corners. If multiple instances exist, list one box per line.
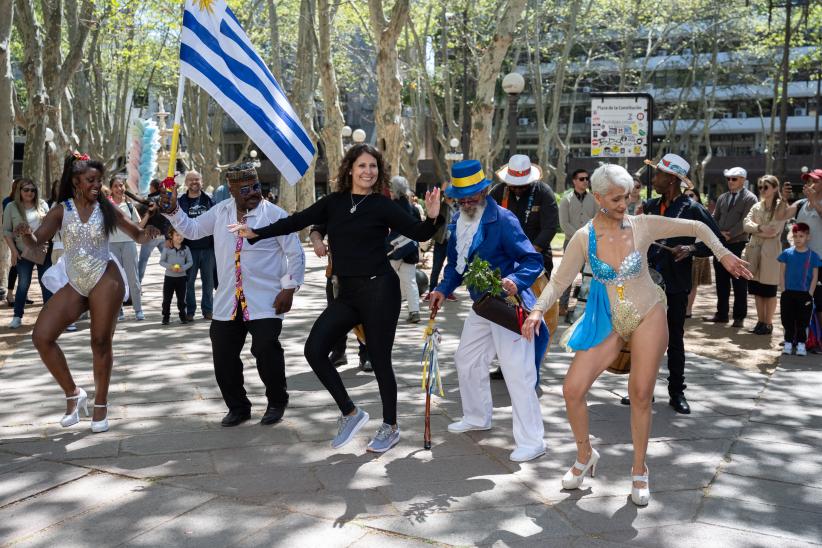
left=72, top=151, right=90, bottom=161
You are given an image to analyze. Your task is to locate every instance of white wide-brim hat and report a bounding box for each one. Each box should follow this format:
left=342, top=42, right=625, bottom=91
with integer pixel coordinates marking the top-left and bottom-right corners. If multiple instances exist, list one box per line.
left=495, top=154, right=543, bottom=186
left=644, top=153, right=693, bottom=190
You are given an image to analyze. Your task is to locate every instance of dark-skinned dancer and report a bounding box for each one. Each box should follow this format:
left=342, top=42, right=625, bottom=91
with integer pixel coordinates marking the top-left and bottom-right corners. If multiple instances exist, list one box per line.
left=635, top=154, right=725, bottom=414
left=229, top=143, right=442, bottom=454
left=160, top=164, right=305, bottom=427
left=19, top=154, right=161, bottom=433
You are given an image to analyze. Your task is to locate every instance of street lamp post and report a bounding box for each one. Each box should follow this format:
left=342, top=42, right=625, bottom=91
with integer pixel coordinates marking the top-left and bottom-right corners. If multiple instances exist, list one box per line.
left=444, top=137, right=463, bottom=165
left=502, top=72, right=525, bottom=159
left=44, top=128, right=55, bottom=191
left=341, top=125, right=352, bottom=152
left=248, top=149, right=261, bottom=169
left=352, top=128, right=366, bottom=144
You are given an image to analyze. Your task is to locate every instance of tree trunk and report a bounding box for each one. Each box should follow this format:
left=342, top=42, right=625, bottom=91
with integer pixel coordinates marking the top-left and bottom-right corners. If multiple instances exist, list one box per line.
left=0, top=0, right=14, bottom=290
left=317, top=0, right=344, bottom=185
left=369, top=0, right=409, bottom=177
left=469, top=0, right=527, bottom=171
left=287, top=0, right=318, bottom=224
left=14, top=0, right=48, bottom=191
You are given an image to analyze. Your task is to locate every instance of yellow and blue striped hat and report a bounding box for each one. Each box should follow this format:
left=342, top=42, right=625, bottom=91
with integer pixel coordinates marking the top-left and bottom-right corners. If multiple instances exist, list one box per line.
left=446, top=159, right=492, bottom=199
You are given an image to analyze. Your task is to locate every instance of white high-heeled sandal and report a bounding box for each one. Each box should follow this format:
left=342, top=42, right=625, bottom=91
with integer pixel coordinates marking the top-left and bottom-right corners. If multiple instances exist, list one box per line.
left=90, top=403, right=109, bottom=433
left=631, top=465, right=650, bottom=506
left=60, top=388, right=88, bottom=427
left=561, top=447, right=600, bottom=490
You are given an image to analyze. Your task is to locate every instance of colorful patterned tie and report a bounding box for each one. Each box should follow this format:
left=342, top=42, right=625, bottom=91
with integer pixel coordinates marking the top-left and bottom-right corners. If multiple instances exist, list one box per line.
left=231, top=218, right=250, bottom=321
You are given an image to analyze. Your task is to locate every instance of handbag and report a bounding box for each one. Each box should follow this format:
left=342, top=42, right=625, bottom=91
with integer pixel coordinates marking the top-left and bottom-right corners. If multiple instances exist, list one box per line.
left=20, top=243, right=48, bottom=265
left=472, top=292, right=530, bottom=334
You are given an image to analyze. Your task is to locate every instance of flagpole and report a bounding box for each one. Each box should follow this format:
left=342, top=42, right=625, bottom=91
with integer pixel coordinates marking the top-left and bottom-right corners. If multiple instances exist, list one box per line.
left=166, top=74, right=186, bottom=178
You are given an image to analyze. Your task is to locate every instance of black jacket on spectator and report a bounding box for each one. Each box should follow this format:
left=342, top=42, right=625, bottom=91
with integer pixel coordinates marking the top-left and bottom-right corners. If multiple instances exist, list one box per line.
left=644, top=194, right=725, bottom=295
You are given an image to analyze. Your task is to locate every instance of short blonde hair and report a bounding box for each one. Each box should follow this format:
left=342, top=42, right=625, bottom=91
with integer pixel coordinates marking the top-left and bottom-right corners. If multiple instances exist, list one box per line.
left=590, top=164, right=634, bottom=195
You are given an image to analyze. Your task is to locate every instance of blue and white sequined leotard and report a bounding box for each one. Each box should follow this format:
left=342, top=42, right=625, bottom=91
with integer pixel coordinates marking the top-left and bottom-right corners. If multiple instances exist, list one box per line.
left=532, top=215, right=732, bottom=351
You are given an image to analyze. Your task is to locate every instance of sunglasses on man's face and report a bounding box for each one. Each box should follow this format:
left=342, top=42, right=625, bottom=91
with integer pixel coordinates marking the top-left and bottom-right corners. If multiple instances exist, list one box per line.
left=457, top=196, right=482, bottom=206
left=726, top=177, right=741, bottom=182
left=238, top=182, right=262, bottom=196
left=576, top=176, right=589, bottom=181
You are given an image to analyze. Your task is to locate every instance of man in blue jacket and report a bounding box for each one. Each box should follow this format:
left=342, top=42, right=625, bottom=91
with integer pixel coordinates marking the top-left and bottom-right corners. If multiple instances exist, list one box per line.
left=429, top=160, right=548, bottom=463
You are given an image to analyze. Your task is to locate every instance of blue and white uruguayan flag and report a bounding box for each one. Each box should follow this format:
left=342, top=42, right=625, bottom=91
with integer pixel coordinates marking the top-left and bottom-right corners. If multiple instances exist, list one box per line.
left=180, top=0, right=315, bottom=185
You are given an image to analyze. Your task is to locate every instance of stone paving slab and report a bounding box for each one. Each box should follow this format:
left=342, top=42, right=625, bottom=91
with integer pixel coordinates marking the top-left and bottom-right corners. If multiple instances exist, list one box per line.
left=1, top=251, right=820, bottom=547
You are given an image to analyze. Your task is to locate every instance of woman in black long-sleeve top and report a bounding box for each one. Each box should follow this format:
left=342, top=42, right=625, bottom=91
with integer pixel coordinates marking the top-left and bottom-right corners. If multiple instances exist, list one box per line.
left=231, top=144, right=441, bottom=453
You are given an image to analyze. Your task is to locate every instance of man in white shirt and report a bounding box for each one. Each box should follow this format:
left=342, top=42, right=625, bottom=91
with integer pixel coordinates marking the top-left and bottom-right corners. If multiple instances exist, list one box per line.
left=161, top=164, right=305, bottom=427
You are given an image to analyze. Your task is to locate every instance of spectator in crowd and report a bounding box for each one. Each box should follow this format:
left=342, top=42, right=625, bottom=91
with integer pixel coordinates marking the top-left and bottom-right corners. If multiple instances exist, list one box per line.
left=178, top=171, right=215, bottom=321
left=109, top=175, right=145, bottom=321
left=778, top=223, right=821, bottom=356
left=776, top=168, right=822, bottom=346
left=3, top=178, right=21, bottom=305
left=3, top=178, right=52, bottom=328
left=684, top=188, right=712, bottom=318
left=159, top=227, right=193, bottom=325
left=388, top=176, right=421, bottom=324
left=211, top=173, right=231, bottom=204
left=425, top=182, right=457, bottom=302
left=489, top=154, right=558, bottom=380
left=706, top=166, right=757, bottom=328
left=743, top=175, right=786, bottom=335
left=558, top=169, right=596, bottom=319
left=137, top=179, right=171, bottom=282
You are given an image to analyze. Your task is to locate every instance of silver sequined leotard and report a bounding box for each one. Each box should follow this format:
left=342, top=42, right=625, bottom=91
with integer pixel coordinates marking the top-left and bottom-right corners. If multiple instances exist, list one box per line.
left=62, top=199, right=110, bottom=296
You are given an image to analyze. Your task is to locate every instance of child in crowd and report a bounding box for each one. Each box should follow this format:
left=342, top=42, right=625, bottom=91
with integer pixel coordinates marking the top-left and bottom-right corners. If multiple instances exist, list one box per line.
left=159, top=228, right=193, bottom=325
left=778, top=222, right=822, bottom=356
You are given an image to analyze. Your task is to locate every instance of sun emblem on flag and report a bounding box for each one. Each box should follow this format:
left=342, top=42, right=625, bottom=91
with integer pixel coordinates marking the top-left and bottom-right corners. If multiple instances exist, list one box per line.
left=194, top=0, right=215, bottom=13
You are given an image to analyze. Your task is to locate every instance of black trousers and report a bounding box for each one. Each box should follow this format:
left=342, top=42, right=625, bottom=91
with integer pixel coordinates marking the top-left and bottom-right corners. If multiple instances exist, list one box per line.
left=210, top=315, right=288, bottom=412
left=781, top=290, right=814, bottom=344
left=306, top=272, right=401, bottom=424
left=326, top=277, right=369, bottom=361
left=713, top=241, right=748, bottom=320
left=665, top=291, right=688, bottom=397
left=162, top=276, right=187, bottom=317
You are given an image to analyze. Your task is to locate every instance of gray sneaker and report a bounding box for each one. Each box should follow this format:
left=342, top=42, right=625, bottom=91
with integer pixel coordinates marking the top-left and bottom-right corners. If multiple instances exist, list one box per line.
left=331, top=408, right=370, bottom=449
left=366, top=423, right=400, bottom=453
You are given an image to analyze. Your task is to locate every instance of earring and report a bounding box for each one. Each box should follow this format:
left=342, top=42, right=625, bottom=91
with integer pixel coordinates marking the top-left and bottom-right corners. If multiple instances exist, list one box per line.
left=600, top=207, right=608, bottom=214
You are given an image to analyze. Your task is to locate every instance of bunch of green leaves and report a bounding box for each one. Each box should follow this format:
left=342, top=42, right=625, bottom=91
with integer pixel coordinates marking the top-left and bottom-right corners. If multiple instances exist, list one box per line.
left=464, top=257, right=503, bottom=297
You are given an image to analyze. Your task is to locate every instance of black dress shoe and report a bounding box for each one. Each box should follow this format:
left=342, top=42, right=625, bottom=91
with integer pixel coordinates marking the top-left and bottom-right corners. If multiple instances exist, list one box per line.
left=669, top=394, right=691, bottom=414
left=703, top=315, right=729, bottom=323
left=329, top=351, right=348, bottom=368
left=620, top=396, right=655, bottom=405
left=732, top=318, right=745, bottom=328
left=489, top=368, right=504, bottom=380
left=750, top=321, right=764, bottom=334
left=359, top=357, right=373, bottom=372
left=221, top=409, right=251, bottom=427
left=260, top=406, right=285, bottom=425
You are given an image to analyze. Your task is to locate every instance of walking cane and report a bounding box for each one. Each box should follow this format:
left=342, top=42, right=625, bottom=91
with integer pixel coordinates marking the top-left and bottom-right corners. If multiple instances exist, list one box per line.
left=421, top=307, right=442, bottom=451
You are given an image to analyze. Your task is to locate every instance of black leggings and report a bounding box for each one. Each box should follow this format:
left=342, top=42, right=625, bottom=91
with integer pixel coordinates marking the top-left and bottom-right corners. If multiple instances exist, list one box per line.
left=305, top=272, right=401, bottom=424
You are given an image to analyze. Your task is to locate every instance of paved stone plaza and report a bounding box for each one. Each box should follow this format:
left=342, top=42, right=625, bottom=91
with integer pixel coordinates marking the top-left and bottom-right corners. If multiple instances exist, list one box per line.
left=1, top=248, right=820, bottom=547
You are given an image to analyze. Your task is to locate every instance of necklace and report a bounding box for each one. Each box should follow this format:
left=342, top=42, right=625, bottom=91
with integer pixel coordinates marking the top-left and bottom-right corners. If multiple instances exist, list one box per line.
left=350, top=192, right=371, bottom=213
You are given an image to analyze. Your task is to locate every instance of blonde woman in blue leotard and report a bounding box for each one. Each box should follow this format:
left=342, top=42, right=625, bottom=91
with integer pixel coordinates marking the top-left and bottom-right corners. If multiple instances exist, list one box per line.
left=522, top=164, right=751, bottom=506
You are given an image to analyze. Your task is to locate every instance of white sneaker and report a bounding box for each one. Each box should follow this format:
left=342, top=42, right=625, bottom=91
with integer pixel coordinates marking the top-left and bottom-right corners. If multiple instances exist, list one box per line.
left=796, top=343, right=807, bottom=356
left=447, top=419, right=492, bottom=433
left=135, top=311, right=145, bottom=321
left=8, top=316, right=21, bottom=329
left=66, top=323, right=77, bottom=332
left=118, top=309, right=125, bottom=321
left=510, top=444, right=546, bottom=462
left=783, top=342, right=793, bottom=355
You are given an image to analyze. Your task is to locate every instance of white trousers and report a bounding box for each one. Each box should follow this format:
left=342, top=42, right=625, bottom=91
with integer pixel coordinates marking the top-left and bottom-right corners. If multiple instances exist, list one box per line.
left=454, top=309, right=545, bottom=452
left=390, top=259, right=420, bottom=313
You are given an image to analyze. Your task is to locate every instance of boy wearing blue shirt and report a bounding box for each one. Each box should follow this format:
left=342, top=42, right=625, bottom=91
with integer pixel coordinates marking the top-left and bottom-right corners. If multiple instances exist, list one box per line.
left=778, top=223, right=822, bottom=356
